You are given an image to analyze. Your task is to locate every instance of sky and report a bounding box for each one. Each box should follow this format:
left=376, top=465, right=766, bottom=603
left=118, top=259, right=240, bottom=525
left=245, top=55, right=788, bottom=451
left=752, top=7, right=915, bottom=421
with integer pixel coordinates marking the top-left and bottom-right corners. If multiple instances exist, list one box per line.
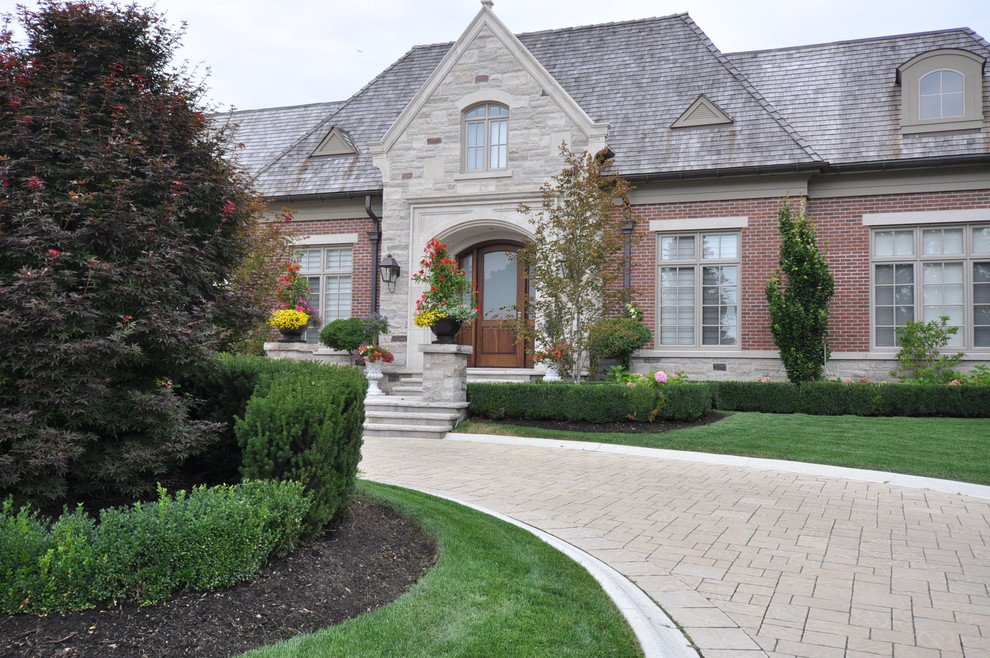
left=5, top=0, right=990, bottom=111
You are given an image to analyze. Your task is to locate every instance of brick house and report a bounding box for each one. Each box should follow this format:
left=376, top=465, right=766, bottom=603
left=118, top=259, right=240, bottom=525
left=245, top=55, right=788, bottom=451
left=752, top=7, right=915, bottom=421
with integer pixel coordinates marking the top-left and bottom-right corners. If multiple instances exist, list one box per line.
left=224, top=4, right=990, bottom=382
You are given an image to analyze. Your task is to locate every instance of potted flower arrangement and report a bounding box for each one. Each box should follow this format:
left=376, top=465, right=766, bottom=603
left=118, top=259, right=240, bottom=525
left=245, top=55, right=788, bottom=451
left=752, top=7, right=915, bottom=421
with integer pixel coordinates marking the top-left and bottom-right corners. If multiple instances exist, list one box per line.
left=532, top=343, right=570, bottom=381
left=411, top=238, right=478, bottom=344
left=358, top=344, right=394, bottom=396
left=268, top=261, right=315, bottom=342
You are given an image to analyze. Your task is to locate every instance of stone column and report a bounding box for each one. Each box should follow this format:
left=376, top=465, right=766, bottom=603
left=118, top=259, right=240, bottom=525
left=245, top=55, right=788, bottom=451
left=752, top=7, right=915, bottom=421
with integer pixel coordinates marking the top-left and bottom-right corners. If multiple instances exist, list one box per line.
left=419, top=344, right=473, bottom=403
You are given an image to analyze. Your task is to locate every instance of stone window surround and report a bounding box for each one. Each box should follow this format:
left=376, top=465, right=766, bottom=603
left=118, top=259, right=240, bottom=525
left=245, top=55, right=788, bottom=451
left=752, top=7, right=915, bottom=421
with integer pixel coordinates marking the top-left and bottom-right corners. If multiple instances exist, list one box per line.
left=652, top=216, right=748, bottom=350
left=863, top=209, right=990, bottom=351
left=458, top=89, right=517, bottom=176
left=897, top=48, right=985, bottom=134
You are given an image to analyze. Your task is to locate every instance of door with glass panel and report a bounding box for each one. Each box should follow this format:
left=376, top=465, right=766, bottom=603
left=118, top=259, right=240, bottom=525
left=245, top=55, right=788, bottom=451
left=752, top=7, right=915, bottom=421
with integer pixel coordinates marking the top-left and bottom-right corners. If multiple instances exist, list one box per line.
left=457, top=242, right=528, bottom=367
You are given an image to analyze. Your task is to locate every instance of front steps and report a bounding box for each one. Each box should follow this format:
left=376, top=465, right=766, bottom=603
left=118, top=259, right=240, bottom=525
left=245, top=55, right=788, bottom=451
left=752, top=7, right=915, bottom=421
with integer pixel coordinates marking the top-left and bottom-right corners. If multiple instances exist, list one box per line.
left=363, top=395, right=469, bottom=440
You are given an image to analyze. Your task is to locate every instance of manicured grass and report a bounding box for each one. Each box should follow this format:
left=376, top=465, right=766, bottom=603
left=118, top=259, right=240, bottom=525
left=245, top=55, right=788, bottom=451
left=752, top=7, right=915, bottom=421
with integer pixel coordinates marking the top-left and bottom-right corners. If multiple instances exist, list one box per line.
left=242, top=480, right=642, bottom=658
left=456, top=412, right=990, bottom=485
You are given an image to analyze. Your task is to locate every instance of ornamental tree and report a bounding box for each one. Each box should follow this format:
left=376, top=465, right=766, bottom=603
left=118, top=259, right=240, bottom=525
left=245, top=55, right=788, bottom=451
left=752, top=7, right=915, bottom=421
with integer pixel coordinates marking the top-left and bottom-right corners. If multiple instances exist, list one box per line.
left=516, top=145, right=639, bottom=381
left=765, top=201, right=835, bottom=383
left=0, top=1, right=259, bottom=503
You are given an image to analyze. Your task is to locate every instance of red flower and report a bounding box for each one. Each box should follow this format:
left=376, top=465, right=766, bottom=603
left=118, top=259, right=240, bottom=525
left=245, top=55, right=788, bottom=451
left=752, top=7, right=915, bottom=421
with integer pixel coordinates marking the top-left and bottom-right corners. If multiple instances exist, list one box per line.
left=27, top=176, right=44, bottom=190
left=47, top=249, right=60, bottom=258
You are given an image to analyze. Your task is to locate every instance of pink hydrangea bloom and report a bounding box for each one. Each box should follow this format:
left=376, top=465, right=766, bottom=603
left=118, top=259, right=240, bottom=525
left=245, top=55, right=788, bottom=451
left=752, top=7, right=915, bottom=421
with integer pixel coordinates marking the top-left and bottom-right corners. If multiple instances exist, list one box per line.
left=654, top=370, right=668, bottom=384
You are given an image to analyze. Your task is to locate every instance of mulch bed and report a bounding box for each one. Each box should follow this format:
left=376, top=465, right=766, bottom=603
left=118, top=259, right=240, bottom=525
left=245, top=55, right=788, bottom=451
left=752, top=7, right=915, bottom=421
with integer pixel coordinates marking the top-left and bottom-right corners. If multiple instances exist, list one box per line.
left=471, top=411, right=727, bottom=434
left=0, top=498, right=437, bottom=658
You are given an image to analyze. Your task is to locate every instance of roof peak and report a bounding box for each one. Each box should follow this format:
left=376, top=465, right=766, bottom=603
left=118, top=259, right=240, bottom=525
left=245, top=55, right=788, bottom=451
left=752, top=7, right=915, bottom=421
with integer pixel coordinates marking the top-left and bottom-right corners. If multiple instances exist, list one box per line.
left=728, top=26, right=977, bottom=57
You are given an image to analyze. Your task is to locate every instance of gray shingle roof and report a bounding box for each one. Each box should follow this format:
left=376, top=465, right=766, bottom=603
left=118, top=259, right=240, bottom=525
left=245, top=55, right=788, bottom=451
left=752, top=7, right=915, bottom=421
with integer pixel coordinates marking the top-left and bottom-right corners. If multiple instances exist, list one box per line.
left=728, top=28, right=990, bottom=165
left=216, top=101, right=343, bottom=179
left=229, top=15, right=990, bottom=199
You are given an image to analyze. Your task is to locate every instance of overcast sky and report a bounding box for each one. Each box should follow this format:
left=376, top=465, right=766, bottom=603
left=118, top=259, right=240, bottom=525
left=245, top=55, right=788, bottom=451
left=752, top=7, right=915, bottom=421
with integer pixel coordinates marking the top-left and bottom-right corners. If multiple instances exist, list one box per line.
left=6, top=0, right=990, bottom=110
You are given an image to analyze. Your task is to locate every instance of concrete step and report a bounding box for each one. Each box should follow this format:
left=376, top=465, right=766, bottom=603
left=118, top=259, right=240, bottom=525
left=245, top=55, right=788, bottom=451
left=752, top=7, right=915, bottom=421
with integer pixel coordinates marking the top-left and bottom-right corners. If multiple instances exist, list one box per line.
left=391, top=384, right=424, bottom=395
left=362, top=423, right=451, bottom=440
left=365, top=409, right=463, bottom=427
left=466, top=368, right=541, bottom=383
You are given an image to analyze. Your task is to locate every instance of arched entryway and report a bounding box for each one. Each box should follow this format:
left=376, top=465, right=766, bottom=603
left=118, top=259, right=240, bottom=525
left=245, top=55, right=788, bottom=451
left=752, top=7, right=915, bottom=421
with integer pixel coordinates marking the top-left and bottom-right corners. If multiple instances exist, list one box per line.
left=457, top=241, right=529, bottom=368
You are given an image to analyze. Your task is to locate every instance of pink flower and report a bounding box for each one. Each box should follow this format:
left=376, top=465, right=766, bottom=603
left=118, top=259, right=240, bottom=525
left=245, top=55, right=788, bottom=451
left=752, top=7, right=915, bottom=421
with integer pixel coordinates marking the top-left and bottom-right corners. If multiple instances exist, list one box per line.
left=47, top=249, right=60, bottom=258
left=654, top=371, right=668, bottom=384
left=27, top=176, right=44, bottom=190
left=221, top=200, right=236, bottom=215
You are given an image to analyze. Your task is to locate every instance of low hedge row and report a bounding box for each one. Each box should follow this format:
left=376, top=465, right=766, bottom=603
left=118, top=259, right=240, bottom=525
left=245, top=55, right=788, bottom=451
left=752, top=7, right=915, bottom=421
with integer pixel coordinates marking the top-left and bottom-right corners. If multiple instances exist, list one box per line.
left=713, top=381, right=990, bottom=418
left=468, top=379, right=988, bottom=423
left=467, top=381, right=713, bottom=422
left=1, top=480, right=310, bottom=614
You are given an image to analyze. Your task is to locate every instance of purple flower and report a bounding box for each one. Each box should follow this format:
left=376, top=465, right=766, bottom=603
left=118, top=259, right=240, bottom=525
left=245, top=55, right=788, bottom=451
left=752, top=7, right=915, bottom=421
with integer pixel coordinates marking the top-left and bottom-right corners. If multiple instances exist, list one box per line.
left=654, top=371, right=668, bottom=384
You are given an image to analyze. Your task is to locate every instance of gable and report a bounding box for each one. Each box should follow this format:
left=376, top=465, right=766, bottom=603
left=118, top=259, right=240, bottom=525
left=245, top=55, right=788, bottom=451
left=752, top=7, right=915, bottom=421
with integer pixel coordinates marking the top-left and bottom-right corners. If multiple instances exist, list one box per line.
left=312, top=127, right=356, bottom=157
left=671, top=95, right=733, bottom=128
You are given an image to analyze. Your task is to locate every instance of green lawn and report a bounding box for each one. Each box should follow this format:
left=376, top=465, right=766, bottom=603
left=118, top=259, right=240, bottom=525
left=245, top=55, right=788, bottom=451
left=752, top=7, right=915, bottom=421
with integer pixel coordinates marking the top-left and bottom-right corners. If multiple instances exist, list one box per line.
left=242, top=480, right=642, bottom=658
left=455, top=412, right=990, bottom=485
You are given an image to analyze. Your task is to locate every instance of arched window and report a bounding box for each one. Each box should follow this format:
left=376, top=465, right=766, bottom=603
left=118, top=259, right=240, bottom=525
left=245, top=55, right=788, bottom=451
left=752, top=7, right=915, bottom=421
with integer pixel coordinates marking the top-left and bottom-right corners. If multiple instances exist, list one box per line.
left=464, top=103, right=508, bottom=171
left=897, top=49, right=985, bottom=134
left=919, top=69, right=964, bottom=119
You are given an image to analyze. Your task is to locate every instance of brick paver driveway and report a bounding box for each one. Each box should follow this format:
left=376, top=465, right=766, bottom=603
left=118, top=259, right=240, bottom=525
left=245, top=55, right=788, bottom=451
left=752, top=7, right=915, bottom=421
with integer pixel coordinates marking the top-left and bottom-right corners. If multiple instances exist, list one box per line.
left=360, top=435, right=990, bottom=657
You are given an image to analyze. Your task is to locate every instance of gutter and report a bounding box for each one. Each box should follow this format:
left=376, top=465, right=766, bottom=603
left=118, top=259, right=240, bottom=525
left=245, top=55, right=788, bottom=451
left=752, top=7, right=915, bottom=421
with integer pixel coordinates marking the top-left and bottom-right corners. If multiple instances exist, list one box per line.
left=623, top=153, right=990, bottom=183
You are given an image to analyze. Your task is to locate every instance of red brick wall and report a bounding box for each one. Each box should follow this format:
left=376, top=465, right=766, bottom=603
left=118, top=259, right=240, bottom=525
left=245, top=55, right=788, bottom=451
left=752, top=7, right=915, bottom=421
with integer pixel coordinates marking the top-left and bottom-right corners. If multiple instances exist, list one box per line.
left=631, top=189, right=990, bottom=353
left=289, top=217, right=378, bottom=318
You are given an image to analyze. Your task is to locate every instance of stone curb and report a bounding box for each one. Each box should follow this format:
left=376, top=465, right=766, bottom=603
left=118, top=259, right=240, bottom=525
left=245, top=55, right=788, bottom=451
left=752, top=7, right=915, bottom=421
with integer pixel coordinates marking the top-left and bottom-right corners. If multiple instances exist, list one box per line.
left=445, top=433, right=990, bottom=500
left=421, top=491, right=700, bottom=658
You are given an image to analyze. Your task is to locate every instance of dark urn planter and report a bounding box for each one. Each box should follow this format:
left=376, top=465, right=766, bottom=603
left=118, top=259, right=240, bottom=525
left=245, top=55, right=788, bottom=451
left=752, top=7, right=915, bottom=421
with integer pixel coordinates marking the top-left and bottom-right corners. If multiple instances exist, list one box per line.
left=277, top=326, right=307, bottom=343
left=430, top=317, right=463, bottom=344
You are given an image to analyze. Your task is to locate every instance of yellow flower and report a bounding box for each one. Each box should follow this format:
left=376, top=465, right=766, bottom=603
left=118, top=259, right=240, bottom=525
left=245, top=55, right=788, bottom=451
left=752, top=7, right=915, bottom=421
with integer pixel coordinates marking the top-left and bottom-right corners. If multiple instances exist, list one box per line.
left=414, top=309, right=445, bottom=327
left=268, top=309, right=310, bottom=329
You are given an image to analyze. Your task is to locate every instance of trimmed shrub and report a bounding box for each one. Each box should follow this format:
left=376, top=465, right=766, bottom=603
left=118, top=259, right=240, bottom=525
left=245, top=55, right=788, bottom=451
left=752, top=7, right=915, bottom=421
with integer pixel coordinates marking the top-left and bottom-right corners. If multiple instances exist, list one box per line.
left=319, top=318, right=373, bottom=352
left=588, top=317, right=652, bottom=370
left=711, top=381, right=989, bottom=417
left=468, top=381, right=713, bottom=423
left=0, top=481, right=311, bottom=613
left=236, top=365, right=366, bottom=538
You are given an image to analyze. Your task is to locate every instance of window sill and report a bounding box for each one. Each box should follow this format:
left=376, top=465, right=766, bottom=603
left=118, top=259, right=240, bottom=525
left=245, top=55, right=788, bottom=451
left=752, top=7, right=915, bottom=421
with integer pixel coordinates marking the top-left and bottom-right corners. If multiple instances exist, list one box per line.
left=901, top=119, right=983, bottom=135
left=453, top=169, right=513, bottom=181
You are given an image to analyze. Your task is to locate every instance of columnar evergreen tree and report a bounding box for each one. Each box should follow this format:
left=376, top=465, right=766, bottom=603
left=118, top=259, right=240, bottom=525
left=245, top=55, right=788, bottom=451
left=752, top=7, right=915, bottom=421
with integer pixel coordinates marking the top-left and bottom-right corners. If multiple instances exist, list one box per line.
left=516, top=145, right=639, bottom=381
left=0, top=1, right=259, bottom=502
left=765, top=201, right=835, bottom=383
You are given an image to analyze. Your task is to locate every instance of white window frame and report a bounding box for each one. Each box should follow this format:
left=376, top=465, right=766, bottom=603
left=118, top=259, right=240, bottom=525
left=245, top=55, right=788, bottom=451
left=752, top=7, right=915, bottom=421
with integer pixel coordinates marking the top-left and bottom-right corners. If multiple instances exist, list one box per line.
left=869, top=223, right=990, bottom=350
left=656, top=230, right=741, bottom=349
left=463, top=102, right=509, bottom=172
left=297, top=244, right=354, bottom=343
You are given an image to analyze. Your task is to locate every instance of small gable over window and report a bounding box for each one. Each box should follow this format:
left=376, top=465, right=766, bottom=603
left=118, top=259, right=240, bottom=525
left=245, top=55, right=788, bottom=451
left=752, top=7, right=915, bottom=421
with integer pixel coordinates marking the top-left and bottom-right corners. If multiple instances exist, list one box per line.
left=671, top=95, right=733, bottom=128
left=312, top=127, right=356, bottom=157
left=897, top=49, right=985, bottom=134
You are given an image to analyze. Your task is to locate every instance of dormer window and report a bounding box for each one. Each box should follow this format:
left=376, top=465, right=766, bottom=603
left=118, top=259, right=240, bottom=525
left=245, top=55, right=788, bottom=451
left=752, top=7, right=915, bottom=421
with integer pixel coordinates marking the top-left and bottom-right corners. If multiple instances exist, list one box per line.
left=464, top=103, right=508, bottom=171
left=898, top=49, right=985, bottom=134
left=920, top=70, right=964, bottom=119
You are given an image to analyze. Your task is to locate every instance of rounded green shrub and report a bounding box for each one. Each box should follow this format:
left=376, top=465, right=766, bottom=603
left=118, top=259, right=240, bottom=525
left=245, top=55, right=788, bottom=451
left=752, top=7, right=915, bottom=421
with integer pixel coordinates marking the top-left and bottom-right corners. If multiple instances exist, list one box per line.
left=588, top=317, right=652, bottom=368
left=319, top=318, right=374, bottom=351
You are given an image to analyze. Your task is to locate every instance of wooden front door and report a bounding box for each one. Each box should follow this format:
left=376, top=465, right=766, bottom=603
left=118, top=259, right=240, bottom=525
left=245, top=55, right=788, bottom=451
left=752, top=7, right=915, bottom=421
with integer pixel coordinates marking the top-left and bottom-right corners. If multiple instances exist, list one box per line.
left=458, top=242, right=528, bottom=368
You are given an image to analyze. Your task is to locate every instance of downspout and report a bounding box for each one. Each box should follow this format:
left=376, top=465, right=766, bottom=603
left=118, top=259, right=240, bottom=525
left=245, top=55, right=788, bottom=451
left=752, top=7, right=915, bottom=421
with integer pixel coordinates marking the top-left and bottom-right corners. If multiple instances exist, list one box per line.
left=365, top=195, right=382, bottom=314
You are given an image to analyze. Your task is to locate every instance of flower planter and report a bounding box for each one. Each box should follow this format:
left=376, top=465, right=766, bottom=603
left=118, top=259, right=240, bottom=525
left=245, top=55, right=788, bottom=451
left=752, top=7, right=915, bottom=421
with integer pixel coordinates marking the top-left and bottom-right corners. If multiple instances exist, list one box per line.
left=364, top=359, right=384, bottom=396
left=277, top=326, right=307, bottom=343
left=430, top=317, right=463, bottom=345
left=543, top=364, right=562, bottom=381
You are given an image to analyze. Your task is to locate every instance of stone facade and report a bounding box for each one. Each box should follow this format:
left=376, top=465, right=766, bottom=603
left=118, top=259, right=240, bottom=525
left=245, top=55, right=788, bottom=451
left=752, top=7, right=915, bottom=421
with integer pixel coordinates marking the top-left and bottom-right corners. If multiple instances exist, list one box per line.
left=373, top=17, right=607, bottom=373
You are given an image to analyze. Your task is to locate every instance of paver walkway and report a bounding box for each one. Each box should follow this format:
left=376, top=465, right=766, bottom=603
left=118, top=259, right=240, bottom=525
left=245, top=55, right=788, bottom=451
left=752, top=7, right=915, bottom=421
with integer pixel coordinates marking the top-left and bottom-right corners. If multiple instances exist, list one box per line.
left=360, top=435, right=990, bottom=658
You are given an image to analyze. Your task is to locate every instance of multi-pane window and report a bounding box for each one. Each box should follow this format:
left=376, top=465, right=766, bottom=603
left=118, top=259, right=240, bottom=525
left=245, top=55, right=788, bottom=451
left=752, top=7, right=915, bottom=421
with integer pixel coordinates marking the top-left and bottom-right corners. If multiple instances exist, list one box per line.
left=464, top=103, right=508, bottom=171
left=658, top=232, right=739, bottom=347
left=872, top=226, right=990, bottom=349
left=919, top=69, right=964, bottom=119
left=297, top=245, right=353, bottom=343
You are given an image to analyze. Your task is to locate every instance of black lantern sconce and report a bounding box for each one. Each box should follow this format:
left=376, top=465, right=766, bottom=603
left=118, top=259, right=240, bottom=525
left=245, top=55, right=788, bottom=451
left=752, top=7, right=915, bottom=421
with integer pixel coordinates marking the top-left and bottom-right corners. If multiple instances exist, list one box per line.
left=557, top=256, right=568, bottom=279
left=378, top=254, right=400, bottom=293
